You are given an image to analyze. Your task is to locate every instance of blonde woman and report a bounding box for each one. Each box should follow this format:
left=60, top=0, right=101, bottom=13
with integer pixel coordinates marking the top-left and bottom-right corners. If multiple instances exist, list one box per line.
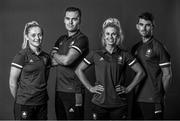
left=9, top=21, right=51, bottom=120
left=75, top=18, right=145, bottom=120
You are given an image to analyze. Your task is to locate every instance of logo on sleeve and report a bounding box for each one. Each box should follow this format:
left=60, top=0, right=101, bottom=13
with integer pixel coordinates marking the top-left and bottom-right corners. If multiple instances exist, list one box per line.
left=145, top=48, right=152, bottom=57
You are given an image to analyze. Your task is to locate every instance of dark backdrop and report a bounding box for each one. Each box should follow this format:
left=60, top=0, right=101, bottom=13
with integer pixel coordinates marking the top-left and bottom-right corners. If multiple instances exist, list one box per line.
left=0, top=0, right=179, bottom=119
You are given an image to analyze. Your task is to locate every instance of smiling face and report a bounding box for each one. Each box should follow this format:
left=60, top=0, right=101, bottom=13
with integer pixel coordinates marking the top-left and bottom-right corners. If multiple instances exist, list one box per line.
left=27, top=26, right=43, bottom=48
left=104, top=26, right=118, bottom=47
left=64, top=11, right=80, bottom=32
left=136, top=18, right=153, bottom=38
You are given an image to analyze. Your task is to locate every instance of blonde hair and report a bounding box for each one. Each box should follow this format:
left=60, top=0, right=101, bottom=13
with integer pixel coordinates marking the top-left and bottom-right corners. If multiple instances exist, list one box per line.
left=101, top=18, right=124, bottom=47
left=22, top=21, right=42, bottom=49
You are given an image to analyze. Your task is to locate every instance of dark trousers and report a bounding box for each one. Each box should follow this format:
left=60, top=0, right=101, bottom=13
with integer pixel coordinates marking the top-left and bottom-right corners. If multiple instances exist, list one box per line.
left=92, top=104, right=127, bottom=120
left=132, top=102, right=164, bottom=120
left=55, top=91, right=84, bottom=120
left=14, top=102, right=47, bottom=120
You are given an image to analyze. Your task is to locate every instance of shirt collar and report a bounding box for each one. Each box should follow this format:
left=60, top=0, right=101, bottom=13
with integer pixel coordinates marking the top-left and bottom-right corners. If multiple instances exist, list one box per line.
left=66, top=30, right=81, bottom=39
left=27, top=46, right=42, bottom=56
left=102, top=46, right=119, bottom=54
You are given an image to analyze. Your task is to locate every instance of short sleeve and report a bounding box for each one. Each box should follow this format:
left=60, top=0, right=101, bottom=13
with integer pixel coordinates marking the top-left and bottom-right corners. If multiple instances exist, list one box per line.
left=124, top=52, right=137, bottom=67
left=157, top=43, right=171, bottom=68
left=52, top=36, right=65, bottom=51
left=45, top=53, right=52, bottom=69
left=11, top=52, right=25, bottom=69
left=71, top=35, right=88, bottom=54
left=83, top=51, right=94, bottom=65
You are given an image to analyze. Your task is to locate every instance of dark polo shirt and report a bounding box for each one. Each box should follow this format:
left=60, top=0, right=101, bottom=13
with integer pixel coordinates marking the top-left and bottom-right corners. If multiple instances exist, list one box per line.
left=83, top=47, right=136, bottom=108
left=132, top=37, right=171, bottom=103
left=52, top=30, right=89, bottom=93
left=11, top=47, right=51, bottom=105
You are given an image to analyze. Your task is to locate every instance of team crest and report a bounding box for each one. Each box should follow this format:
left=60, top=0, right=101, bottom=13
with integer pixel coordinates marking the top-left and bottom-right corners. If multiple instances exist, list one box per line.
left=59, top=41, right=63, bottom=45
left=99, top=57, right=104, bottom=61
left=29, top=59, right=34, bottom=63
left=145, top=48, right=152, bottom=57
left=117, top=56, right=123, bottom=64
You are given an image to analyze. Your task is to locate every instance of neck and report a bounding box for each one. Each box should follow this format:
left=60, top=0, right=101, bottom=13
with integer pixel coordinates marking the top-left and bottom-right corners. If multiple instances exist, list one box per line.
left=105, top=45, right=115, bottom=54
left=142, top=36, right=152, bottom=43
left=29, top=44, right=41, bottom=55
left=68, top=30, right=78, bottom=37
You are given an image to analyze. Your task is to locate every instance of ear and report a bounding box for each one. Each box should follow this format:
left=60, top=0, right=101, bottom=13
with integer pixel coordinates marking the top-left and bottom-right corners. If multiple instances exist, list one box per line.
left=25, top=35, right=28, bottom=40
left=136, top=24, right=139, bottom=30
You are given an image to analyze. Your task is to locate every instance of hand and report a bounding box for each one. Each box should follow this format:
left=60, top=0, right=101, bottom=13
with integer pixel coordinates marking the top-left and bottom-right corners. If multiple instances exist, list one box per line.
left=115, top=85, right=128, bottom=95
left=51, top=50, right=58, bottom=57
left=51, top=58, right=58, bottom=66
left=89, top=85, right=104, bottom=94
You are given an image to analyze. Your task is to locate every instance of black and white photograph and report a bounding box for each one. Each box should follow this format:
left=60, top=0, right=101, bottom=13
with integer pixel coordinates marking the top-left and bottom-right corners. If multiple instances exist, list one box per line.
left=0, top=0, right=179, bottom=120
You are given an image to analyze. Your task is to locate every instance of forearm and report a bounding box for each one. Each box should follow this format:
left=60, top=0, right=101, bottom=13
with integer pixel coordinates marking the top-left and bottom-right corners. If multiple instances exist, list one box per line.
left=126, top=71, right=145, bottom=93
left=75, top=69, right=93, bottom=91
left=162, top=74, right=171, bottom=93
left=9, top=82, right=17, bottom=98
left=53, top=53, right=68, bottom=65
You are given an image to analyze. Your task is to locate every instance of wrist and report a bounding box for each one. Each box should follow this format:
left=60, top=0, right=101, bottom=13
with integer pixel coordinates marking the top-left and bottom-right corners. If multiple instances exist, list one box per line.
left=52, top=52, right=57, bottom=58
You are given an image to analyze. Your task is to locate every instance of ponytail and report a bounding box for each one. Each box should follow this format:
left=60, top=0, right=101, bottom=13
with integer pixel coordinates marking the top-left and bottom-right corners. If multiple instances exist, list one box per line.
left=22, top=21, right=39, bottom=49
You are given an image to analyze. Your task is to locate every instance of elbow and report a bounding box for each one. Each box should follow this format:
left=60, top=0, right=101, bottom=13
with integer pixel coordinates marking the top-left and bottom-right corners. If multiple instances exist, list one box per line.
left=63, top=59, right=72, bottom=66
left=138, top=70, right=146, bottom=82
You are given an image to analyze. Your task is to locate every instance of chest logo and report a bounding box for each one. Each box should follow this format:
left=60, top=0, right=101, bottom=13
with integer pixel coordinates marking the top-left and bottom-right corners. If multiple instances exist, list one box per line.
left=145, top=48, right=152, bottom=57
left=99, top=57, right=104, bottom=61
left=29, top=59, right=34, bottom=63
left=59, top=42, right=63, bottom=45
left=117, top=56, right=123, bottom=64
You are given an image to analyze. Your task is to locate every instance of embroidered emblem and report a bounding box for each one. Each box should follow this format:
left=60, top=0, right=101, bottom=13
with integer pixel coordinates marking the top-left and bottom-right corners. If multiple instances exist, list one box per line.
left=145, top=48, right=152, bottom=57
left=29, top=59, right=34, bottom=63
left=117, top=56, right=123, bottom=64
left=59, top=41, right=63, bottom=45
left=21, top=111, right=28, bottom=119
left=69, top=108, right=74, bottom=112
left=99, top=57, right=104, bottom=61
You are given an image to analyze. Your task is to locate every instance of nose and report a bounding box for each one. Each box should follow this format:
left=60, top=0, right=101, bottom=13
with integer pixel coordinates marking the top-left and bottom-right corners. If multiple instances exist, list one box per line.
left=69, top=19, right=73, bottom=24
left=35, top=35, right=40, bottom=40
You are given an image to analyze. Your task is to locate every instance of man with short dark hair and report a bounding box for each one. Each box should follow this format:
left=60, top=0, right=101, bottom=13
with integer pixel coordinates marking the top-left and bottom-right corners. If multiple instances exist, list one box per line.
left=51, top=7, right=89, bottom=120
left=132, top=12, right=172, bottom=120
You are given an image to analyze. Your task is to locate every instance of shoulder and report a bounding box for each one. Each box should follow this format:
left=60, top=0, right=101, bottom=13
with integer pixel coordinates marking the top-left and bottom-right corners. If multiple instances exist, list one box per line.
left=17, top=48, right=28, bottom=57
left=77, top=32, right=88, bottom=41
left=41, top=51, right=51, bottom=59
left=132, top=41, right=142, bottom=49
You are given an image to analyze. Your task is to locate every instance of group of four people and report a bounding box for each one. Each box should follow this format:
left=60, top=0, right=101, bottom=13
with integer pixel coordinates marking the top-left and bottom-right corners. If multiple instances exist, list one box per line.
left=9, top=6, right=172, bottom=120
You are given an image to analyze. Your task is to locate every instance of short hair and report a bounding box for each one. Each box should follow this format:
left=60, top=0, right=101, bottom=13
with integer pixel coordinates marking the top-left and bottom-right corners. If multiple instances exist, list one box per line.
left=138, top=12, right=155, bottom=26
left=65, top=7, right=82, bottom=19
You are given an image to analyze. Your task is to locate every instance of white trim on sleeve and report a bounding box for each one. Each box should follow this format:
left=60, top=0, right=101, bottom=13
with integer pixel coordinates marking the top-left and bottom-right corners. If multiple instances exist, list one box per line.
left=128, top=59, right=136, bottom=66
left=159, top=62, right=171, bottom=66
left=83, top=58, right=91, bottom=65
left=11, top=63, right=23, bottom=69
left=52, top=47, right=59, bottom=50
left=71, top=46, right=82, bottom=54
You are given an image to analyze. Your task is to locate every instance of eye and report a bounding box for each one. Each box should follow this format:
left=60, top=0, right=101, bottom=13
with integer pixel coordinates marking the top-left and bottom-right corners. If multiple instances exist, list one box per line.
left=31, top=34, right=36, bottom=38
left=139, top=23, right=143, bottom=26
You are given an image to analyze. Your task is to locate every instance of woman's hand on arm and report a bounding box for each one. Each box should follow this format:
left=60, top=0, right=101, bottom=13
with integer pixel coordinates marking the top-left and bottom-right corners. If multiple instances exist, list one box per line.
left=75, top=61, right=104, bottom=95
left=126, top=62, right=145, bottom=93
